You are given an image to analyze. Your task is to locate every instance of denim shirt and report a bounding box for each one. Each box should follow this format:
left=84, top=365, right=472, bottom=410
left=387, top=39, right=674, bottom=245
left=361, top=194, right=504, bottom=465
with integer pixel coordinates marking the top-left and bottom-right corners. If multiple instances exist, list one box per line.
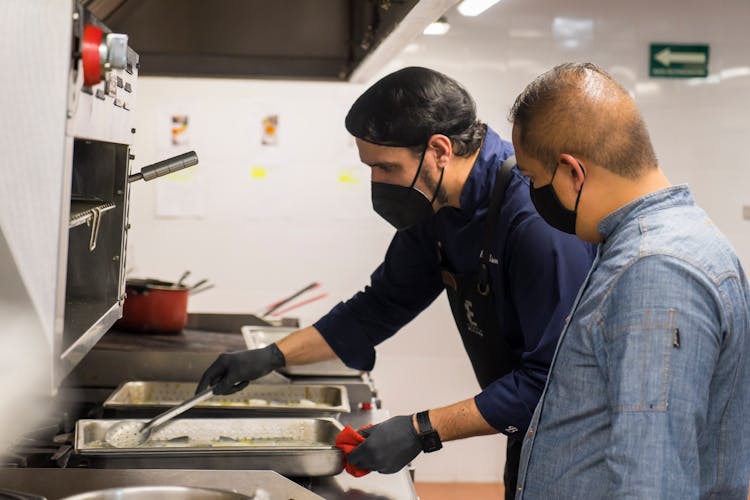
left=516, top=185, right=750, bottom=499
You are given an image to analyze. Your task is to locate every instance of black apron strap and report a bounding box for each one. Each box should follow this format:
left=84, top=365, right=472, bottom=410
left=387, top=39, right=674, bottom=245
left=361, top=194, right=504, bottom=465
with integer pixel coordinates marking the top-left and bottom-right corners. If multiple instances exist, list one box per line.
left=477, top=156, right=516, bottom=295
left=439, top=154, right=523, bottom=389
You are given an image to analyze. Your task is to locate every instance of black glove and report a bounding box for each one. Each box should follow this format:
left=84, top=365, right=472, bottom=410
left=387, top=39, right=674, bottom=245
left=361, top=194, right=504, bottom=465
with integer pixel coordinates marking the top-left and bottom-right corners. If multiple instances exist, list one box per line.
left=348, top=415, right=423, bottom=474
left=195, top=344, right=286, bottom=395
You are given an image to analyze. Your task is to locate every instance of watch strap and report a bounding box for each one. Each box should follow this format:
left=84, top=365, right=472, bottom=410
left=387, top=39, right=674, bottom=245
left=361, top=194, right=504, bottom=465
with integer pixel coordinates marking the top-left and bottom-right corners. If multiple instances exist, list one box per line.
left=415, top=410, right=442, bottom=453
left=416, top=410, right=434, bottom=434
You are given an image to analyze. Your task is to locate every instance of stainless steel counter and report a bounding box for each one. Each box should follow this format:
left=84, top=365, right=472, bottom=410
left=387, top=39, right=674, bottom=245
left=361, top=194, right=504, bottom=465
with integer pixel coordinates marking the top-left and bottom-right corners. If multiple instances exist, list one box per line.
left=1, top=387, right=416, bottom=499
left=46, top=313, right=417, bottom=499
left=0, top=409, right=417, bottom=500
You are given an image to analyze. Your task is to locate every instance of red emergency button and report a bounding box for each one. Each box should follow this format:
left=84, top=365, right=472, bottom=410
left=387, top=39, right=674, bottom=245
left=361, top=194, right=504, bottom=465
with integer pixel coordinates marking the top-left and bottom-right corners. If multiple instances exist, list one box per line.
left=82, top=24, right=104, bottom=86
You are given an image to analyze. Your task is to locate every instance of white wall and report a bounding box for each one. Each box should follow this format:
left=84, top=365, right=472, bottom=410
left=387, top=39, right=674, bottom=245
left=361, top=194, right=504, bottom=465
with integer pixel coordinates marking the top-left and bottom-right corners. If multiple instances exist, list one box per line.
left=127, top=0, right=750, bottom=483
left=389, top=0, right=750, bottom=265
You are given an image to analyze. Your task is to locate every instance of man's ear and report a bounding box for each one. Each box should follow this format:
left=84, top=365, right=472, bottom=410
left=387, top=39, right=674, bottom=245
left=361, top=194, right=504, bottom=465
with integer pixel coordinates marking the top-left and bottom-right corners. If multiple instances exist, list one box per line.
left=427, top=134, right=453, bottom=168
left=559, top=153, right=586, bottom=190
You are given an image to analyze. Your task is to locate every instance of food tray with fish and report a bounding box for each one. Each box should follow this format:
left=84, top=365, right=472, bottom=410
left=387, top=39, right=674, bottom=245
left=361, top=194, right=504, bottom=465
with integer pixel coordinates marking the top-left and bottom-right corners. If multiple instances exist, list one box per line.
left=73, top=417, right=344, bottom=476
left=102, top=381, right=350, bottom=418
left=241, top=326, right=363, bottom=377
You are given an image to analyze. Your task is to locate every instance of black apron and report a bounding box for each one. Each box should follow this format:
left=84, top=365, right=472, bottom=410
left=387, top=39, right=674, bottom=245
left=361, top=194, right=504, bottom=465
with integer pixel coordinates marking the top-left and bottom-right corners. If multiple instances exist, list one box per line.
left=438, top=157, right=523, bottom=500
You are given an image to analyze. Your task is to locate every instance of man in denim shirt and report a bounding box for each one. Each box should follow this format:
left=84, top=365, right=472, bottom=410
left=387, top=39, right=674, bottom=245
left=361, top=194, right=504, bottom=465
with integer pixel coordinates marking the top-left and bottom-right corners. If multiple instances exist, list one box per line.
left=509, top=62, right=750, bottom=498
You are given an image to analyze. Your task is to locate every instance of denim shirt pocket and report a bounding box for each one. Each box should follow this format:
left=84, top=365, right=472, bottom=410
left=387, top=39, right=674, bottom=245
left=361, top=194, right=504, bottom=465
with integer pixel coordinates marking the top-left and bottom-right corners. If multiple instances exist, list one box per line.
left=603, top=308, right=677, bottom=412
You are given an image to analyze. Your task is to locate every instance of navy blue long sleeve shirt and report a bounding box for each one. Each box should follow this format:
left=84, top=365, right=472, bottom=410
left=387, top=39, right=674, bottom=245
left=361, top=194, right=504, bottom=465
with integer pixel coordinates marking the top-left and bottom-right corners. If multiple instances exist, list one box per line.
left=314, top=128, right=596, bottom=435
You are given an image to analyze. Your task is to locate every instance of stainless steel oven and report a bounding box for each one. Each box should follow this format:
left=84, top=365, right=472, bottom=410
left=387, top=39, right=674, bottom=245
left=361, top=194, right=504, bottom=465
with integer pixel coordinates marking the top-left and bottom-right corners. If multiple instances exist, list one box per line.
left=0, top=0, right=197, bottom=394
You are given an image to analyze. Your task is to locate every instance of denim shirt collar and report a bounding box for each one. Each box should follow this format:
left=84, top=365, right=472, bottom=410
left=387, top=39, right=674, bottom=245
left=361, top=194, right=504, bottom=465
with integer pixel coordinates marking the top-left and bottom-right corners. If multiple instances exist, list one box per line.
left=458, top=127, right=509, bottom=216
left=597, top=184, right=693, bottom=241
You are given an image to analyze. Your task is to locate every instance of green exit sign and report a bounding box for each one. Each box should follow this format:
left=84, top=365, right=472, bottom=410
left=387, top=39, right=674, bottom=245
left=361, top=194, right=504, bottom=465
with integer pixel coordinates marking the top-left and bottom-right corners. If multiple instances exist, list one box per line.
left=650, top=43, right=710, bottom=78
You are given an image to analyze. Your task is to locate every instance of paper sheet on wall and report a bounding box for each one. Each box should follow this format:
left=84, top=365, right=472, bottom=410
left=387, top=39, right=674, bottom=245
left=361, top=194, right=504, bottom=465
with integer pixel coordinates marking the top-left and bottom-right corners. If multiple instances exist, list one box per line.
left=171, top=114, right=190, bottom=146
left=154, top=112, right=205, bottom=218
left=242, top=110, right=298, bottom=219
left=261, top=114, right=280, bottom=146
left=155, top=174, right=206, bottom=219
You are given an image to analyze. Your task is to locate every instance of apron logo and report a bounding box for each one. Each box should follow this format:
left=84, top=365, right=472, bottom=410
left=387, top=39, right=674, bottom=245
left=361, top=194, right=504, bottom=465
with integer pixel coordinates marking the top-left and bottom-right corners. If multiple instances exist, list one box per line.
left=479, top=249, right=499, bottom=265
left=464, top=300, right=484, bottom=337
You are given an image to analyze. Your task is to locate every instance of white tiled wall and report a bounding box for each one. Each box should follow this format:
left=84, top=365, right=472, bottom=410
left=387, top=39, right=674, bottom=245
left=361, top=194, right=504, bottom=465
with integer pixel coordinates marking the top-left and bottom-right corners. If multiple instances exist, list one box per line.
left=127, top=0, right=750, bottom=483
left=391, top=0, right=750, bottom=266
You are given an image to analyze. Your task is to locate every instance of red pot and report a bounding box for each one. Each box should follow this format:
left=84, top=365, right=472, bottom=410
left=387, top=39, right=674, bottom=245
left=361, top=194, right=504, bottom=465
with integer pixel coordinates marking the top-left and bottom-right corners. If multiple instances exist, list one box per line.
left=115, top=279, right=189, bottom=333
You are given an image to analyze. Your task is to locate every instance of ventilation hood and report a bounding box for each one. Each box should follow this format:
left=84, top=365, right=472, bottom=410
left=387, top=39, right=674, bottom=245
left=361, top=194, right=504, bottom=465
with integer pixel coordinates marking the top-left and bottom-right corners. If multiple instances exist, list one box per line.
left=82, top=0, right=458, bottom=82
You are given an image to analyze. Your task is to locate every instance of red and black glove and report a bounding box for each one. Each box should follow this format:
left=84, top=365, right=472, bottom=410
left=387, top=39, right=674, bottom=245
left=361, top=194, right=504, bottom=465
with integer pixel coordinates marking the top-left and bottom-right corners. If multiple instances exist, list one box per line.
left=336, top=415, right=423, bottom=476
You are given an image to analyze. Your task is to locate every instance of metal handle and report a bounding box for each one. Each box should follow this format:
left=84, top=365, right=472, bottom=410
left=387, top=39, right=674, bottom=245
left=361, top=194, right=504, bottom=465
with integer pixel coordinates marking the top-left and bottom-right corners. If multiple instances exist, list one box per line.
left=189, top=278, right=209, bottom=290
left=176, top=271, right=191, bottom=287
left=190, top=283, right=215, bottom=296
left=128, top=151, right=199, bottom=183
left=143, top=387, right=214, bottom=431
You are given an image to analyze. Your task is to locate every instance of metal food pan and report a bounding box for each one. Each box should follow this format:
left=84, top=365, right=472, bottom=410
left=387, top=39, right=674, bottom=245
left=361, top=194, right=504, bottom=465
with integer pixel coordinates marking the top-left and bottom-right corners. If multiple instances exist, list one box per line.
left=103, top=381, right=350, bottom=418
left=73, top=417, right=344, bottom=477
left=241, top=326, right=362, bottom=377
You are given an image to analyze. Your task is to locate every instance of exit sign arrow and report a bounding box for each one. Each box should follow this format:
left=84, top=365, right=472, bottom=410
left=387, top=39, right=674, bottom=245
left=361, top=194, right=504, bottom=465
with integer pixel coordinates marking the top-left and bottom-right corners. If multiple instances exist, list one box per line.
left=654, top=48, right=706, bottom=66
left=650, top=43, right=709, bottom=78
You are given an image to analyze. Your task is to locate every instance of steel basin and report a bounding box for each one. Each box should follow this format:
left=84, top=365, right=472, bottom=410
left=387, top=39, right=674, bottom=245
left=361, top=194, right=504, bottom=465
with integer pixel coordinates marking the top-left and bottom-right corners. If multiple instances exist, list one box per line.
left=61, top=485, right=254, bottom=499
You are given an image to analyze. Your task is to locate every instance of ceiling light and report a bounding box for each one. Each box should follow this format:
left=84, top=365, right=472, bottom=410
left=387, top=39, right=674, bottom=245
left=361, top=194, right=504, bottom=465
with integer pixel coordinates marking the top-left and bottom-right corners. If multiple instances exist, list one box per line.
left=457, top=0, right=502, bottom=17
left=635, top=82, right=662, bottom=95
left=423, top=16, right=450, bottom=35
left=552, top=17, right=594, bottom=50
left=720, top=66, right=750, bottom=80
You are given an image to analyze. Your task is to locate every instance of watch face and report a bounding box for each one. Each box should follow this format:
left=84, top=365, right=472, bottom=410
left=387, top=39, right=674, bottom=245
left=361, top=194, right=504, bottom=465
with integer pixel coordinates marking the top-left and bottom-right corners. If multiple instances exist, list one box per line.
left=421, top=431, right=443, bottom=453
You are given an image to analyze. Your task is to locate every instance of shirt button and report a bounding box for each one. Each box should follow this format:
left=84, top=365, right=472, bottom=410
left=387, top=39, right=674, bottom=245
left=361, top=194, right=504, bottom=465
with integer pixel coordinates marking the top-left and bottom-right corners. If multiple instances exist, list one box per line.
left=527, top=427, right=534, bottom=437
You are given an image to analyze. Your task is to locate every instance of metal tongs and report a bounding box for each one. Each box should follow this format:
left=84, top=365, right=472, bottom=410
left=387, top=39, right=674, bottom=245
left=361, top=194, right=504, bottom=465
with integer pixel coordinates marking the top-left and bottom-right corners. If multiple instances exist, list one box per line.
left=103, top=387, right=214, bottom=448
left=260, top=282, right=327, bottom=318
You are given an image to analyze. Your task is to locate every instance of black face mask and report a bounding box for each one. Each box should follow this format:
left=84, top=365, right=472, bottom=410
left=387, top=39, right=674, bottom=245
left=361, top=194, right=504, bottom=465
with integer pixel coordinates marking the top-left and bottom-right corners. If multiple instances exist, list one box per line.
left=371, top=145, right=444, bottom=231
left=529, top=163, right=584, bottom=235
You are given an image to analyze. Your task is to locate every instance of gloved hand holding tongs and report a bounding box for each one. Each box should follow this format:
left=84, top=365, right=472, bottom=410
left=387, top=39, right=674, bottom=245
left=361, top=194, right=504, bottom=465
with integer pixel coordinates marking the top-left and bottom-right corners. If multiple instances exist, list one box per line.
left=195, top=343, right=286, bottom=395
left=195, top=282, right=327, bottom=395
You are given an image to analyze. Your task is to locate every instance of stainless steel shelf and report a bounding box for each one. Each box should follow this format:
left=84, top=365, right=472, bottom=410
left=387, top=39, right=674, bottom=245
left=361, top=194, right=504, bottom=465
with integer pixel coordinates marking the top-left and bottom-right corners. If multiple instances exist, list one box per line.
left=69, top=200, right=115, bottom=229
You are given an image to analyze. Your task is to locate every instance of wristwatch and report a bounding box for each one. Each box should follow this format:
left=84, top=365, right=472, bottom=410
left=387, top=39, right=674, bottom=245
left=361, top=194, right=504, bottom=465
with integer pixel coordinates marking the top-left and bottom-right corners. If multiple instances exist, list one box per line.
left=415, top=410, right=443, bottom=453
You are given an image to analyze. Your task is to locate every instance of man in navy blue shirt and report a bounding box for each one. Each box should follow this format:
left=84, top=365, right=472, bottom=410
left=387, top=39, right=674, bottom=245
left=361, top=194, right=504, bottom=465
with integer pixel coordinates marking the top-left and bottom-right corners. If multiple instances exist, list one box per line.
left=197, top=67, right=595, bottom=497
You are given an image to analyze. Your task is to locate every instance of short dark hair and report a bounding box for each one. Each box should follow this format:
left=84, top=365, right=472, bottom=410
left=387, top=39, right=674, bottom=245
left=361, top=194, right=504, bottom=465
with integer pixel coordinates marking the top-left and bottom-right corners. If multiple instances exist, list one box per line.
left=508, top=62, right=658, bottom=179
left=346, top=66, right=486, bottom=157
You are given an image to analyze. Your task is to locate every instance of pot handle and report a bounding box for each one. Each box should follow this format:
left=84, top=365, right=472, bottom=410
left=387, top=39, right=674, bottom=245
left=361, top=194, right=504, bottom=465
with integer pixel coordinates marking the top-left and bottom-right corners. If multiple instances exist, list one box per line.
left=128, top=151, right=198, bottom=183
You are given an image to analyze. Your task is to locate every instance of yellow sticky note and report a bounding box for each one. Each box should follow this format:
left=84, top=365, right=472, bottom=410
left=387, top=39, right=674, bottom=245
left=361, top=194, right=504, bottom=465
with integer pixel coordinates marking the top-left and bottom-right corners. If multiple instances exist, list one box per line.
left=250, top=166, right=268, bottom=179
left=338, top=168, right=360, bottom=184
